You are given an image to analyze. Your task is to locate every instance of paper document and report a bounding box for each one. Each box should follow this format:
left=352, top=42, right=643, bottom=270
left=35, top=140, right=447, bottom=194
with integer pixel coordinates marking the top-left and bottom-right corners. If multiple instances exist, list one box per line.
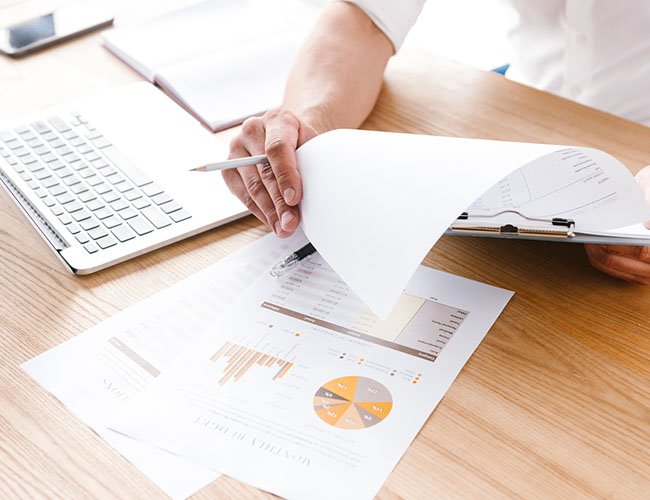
left=296, top=130, right=650, bottom=318
left=110, top=232, right=513, bottom=500
left=22, top=233, right=302, bottom=498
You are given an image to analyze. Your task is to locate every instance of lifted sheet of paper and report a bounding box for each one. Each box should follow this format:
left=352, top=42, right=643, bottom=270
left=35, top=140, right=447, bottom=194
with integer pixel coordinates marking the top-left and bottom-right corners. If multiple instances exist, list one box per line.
left=297, top=130, right=650, bottom=319
left=110, top=236, right=513, bottom=500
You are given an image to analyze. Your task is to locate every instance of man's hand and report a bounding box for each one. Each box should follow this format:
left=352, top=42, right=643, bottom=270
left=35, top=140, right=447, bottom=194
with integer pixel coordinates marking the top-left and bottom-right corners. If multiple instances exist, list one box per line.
left=585, top=165, right=650, bottom=284
left=223, top=109, right=318, bottom=237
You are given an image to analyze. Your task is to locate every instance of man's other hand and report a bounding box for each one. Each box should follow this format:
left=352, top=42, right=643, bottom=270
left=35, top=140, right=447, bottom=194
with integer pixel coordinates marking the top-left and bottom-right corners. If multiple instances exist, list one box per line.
left=585, top=165, right=650, bottom=284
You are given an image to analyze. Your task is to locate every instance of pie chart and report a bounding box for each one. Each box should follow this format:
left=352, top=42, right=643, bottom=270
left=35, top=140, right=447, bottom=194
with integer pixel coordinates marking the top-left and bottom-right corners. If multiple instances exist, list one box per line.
left=313, top=376, right=393, bottom=429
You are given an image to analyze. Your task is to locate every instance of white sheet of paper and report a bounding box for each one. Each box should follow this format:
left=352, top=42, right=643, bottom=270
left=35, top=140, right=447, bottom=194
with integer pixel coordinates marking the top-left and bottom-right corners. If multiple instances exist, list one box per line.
left=296, top=130, right=650, bottom=318
left=22, top=232, right=303, bottom=499
left=109, top=240, right=513, bottom=500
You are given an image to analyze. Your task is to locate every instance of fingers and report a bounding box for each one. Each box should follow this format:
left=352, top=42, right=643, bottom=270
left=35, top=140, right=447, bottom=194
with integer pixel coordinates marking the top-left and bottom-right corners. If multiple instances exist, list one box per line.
left=263, top=110, right=303, bottom=207
left=585, top=244, right=650, bottom=285
left=223, top=137, right=270, bottom=228
left=240, top=117, right=300, bottom=237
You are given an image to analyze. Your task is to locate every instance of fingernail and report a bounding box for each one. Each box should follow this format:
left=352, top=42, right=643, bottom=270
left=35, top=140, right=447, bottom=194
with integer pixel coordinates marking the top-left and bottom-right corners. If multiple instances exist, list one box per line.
left=283, top=187, right=296, bottom=204
left=274, top=221, right=282, bottom=235
left=281, top=211, right=295, bottom=230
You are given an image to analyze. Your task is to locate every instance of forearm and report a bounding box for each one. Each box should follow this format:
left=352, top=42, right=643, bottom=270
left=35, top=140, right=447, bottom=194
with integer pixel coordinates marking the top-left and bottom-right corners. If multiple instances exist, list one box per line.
left=283, top=2, right=394, bottom=134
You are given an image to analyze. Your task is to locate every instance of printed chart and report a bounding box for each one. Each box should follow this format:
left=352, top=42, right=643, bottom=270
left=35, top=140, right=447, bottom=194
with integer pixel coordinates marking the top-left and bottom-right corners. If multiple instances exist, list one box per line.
left=210, top=341, right=294, bottom=386
left=313, top=376, right=393, bottom=430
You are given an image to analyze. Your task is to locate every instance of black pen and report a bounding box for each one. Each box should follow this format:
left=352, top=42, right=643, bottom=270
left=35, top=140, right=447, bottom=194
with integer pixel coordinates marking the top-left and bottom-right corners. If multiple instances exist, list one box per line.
left=270, top=243, right=316, bottom=277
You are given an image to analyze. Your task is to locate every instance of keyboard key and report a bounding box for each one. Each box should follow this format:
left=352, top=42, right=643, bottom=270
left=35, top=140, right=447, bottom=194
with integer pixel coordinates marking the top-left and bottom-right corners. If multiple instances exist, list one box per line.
left=21, top=131, right=36, bottom=141
left=56, top=167, right=74, bottom=179
left=20, top=171, right=32, bottom=182
left=62, top=152, right=80, bottom=163
left=102, top=215, right=122, bottom=229
left=12, top=164, right=25, bottom=174
left=86, top=175, right=103, bottom=187
left=79, top=168, right=95, bottom=178
left=42, top=177, right=59, bottom=188
left=141, top=206, right=171, bottom=229
left=94, top=183, right=111, bottom=195
left=70, top=137, right=84, bottom=147
left=48, top=185, right=67, bottom=197
left=72, top=162, right=88, bottom=172
left=62, top=130, right=76, bottom=140
left=116, top=182, right=134, bottom=194
left=111, top=224, right=136, bottom=242
left=63, top=176, right=81, bottom=187
left=88, top=226, right=109, bottom=240
left=141, top=183, right=163, bottom=197
left=67, top=223, right=81, bottom=235
left=160, top=201, right=182, bottom=214
left=91, top=136, right=111, bottom=149
left=20, top=154, right=38, bottom=165
left=133, top=198, right=151, bottom=210
left=25, top=138, right=42, bottom=148
left=41, top=152, right=57, bottom=163
left=64, top=201, right=83, bottom=213
left=72, top=209, right=92, bottom=222
left=84, top=151, right=101, bottom=162
left=94, top=207, right=113, bottom=220
left=33, top=188, right=47, bottom=199
left=86, top=198, right=104, bottom=211
left=80, top=217, right=100, bottom=231
left=151, top=192, right=172, bottom=205
left=84, top=241, right=98, bottom=253
left=56, top=192, right=75, bottom=205
left=102, top=145, right=153, bottom=187
left=58, top=146, right=73, bottom=156
left=102, top=191, right=120, bottom=203
left=118, top=207, right=139, bottom=220
left=127, top=215, right=154, bottom=235
left=49, top=159, right=65, bottom=170
left=50, top=138, right=65, bottom=148
left=31, top=121, right=51, bottom=134
left=34, top=170, right=51, bottom=181
left=110, top=199, right=128, bottom=211
left=6, top=139, right=22, bottom=150
left=170, top=209, right=192, bottom=223
left=107, top=173, right=126, bottom=185
left=124, top=190, right=141, bottom=201
left=41, top=196, right=56, bottom=208
left=85, top=129, right=101, bottom=139
left=41, top=131, right=57, bottom=141
left=33, top=145, right=50, bottom=155
left=58, top=213, right=72, bottom=225
left=91, top=158, right=109, bottom=169
left=14, top=126, right=30, bottom=135
left=27, top=180, right=39, bottom=190
left=96, top=235, right=117, bottom=249
left=76, top=233, right=90, bottom=244
left=14, top=146, right=29, bottom=157
left=47, top=116, right=71, bottom=133
left=79, top=191, right=97, bottom=203
left=98, top=165, right=116, bottom=176
left=71, top=184, right=88, bottom=194
left=77, top=144, right=92, bottom=154
left=51, top=206, right=64, bottom=216
left=26, top=161, right=45, bottom=172
left=0, top=130, right=15, bottom=142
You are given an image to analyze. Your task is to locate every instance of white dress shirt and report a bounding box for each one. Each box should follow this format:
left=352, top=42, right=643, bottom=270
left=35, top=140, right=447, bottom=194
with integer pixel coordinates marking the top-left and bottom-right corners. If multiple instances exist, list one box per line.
left=339, top=0, right=650, bottom=125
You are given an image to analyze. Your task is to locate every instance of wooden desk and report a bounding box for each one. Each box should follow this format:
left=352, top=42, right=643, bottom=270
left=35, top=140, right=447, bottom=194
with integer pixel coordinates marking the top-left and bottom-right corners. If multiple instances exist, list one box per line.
left=1, top=7, right=649, bottom=499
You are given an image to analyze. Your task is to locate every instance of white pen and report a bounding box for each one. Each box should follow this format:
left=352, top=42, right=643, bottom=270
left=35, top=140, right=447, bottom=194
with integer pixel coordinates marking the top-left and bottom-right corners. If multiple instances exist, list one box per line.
left=188, top=154, right=269, bottom=172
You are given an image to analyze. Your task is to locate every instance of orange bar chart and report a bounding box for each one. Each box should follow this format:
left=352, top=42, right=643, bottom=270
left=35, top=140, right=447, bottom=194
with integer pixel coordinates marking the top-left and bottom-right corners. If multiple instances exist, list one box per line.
left=211, top=341, right=293, bottom=386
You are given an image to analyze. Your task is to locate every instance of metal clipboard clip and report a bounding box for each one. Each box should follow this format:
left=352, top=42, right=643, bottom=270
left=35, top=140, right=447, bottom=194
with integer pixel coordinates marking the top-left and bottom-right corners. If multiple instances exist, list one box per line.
left=450, top=210, right=575, bottom=239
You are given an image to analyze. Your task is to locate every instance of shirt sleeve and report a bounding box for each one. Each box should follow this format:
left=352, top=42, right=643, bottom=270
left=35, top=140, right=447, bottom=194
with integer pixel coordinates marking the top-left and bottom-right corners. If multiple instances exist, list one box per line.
left=333, top=0, right=427, bottom=51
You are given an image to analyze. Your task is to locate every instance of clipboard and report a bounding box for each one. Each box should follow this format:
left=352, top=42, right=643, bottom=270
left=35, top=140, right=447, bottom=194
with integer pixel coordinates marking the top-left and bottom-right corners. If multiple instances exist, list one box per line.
left=447, top=210, right=650, bottom=246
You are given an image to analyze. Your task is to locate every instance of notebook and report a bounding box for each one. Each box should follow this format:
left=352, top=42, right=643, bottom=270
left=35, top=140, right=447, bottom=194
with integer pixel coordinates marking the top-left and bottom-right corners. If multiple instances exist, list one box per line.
left=102, top=0, right=313, bottom=131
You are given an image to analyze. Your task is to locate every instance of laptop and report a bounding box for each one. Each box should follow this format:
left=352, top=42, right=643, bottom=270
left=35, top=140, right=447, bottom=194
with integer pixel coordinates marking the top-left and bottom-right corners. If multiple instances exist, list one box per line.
left=0, top=83, right=247, bottom=274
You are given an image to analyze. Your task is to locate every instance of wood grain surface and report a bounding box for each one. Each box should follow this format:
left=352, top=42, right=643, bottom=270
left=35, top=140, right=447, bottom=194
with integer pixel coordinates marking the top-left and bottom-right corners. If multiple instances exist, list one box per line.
left=1, top=3, right=649, bottom=498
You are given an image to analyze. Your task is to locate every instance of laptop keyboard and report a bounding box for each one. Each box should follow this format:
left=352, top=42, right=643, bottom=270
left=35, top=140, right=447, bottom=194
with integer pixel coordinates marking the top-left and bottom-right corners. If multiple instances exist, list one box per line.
left=0, top=113, right=191, bottom=254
